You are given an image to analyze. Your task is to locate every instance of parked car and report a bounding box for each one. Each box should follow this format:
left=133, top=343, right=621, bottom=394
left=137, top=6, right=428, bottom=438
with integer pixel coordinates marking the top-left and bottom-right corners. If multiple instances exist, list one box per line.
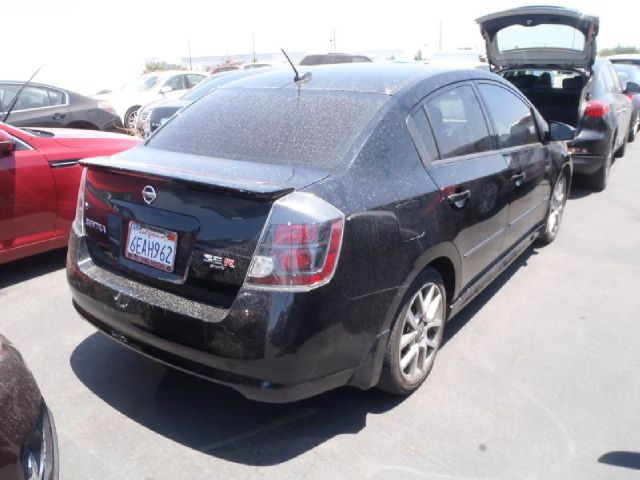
left=137, top=68, right=279, bottom=137
left=607, top=54, right=640, bottom=66
left=95, top=71, right=207, bottom=130
left=0, top=122, right=139, bottom=264
left=67, top=63, right=572, bottom=402
left=425, top=50, right=488, bottom=69
left=477, top=6, right=635, bottom=191
left=210, top=64, right=241, bottom=75
left=299, top=53, right=372, bottom=65
left=0, top=333, right=58, bottom=480
left=0, top=81, right=122, bottom=131
left=611, top=62, right=640, bottom=141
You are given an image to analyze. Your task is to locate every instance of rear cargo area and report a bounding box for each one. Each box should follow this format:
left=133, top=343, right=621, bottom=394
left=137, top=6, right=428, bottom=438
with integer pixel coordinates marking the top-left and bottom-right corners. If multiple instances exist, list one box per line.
left=503, top=70, right=586, bottom=127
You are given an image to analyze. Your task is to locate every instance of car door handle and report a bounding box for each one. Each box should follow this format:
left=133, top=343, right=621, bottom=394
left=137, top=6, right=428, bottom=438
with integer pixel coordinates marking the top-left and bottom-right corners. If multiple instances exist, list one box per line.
left=511, top=172, right=526, bottom=187
left=447, top=190, right=471, bottom=209
left=51, top=112, right=66, bottom=120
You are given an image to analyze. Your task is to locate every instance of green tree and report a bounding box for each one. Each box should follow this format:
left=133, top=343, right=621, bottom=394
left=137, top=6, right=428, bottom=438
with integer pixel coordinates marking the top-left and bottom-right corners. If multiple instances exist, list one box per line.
left=144, top=61, right=184, bottom=73
left=598, top=45, right=640, bottom=57
left=414, top=49, right=423, bottom=61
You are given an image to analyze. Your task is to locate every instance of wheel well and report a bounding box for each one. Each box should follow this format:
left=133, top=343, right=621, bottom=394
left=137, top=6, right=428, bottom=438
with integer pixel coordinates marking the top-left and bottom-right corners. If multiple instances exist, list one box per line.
left=427, top=257, right=455, bottom=306
left=66, top=121, right=98, bottom=130
left=126, top=106, right=141, bottom=116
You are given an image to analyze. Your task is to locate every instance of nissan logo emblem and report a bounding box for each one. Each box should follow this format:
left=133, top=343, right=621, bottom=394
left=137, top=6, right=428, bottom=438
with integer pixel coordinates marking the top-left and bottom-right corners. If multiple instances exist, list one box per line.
left=142, top=185, right=157, bottom=205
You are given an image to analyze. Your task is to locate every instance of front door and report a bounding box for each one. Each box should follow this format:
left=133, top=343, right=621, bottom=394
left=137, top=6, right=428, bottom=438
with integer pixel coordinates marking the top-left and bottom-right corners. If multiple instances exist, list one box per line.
left=0, top=134, right=56, bottom=251
left=476, top=82, right=551, bottom=249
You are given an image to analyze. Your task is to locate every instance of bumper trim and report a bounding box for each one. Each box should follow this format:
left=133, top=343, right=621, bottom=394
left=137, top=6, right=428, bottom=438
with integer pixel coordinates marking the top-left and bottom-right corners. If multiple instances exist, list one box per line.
left=572, top=155, right=604, bottom=175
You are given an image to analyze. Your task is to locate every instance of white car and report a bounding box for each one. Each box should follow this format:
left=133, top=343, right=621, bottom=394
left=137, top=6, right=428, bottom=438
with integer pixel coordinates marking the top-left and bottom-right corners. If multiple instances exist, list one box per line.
left=96, top=70, right=206, bottom=130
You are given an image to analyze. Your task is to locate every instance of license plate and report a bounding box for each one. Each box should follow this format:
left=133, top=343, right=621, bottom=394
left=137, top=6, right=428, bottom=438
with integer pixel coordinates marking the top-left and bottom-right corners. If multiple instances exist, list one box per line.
left=125, top=221, right=178, bottom=272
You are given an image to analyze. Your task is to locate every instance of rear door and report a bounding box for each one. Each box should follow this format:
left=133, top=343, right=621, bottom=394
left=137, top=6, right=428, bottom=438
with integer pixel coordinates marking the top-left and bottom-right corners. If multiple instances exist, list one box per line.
left=476, top=82, right=551, bottom=249
left=410, top=82, right=511, bottom=287
left=476, top=6, right=599, bottom=71
left=603, top=63, right=632, bottom=149
left=0, top=132, right=56, bottom=251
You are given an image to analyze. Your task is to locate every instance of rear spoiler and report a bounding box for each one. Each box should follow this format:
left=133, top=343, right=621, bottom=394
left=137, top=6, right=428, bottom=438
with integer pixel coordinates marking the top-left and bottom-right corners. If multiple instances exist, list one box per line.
left=80, top=157, right=294, bottom=201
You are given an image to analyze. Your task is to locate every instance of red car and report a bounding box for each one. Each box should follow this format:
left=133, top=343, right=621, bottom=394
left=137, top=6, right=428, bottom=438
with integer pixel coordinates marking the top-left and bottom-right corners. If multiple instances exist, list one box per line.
left=0, top=123, right=139, bottom=264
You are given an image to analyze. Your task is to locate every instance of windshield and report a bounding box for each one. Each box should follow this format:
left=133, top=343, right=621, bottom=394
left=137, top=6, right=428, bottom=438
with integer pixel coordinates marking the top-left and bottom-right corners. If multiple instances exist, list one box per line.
left=120, top=74, right=161, bottom=92
left=148, top=88, right=387, bottom=170
left=496, top=24, right=586, bottom=52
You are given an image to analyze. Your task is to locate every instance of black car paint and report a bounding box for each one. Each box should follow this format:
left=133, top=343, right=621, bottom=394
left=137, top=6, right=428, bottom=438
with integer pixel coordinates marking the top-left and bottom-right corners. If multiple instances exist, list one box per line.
left=0, top=334, right=58, bottom=480
left=0, top=81, right=122, bottom=132
left=67, top=64, right=571, bottom=402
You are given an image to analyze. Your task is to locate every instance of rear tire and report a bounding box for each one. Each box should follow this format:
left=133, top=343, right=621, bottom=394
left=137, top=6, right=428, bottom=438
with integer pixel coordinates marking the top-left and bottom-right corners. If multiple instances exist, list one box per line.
left=615, top=134, right=627, bottom=158
left=377, top=268, right=446, bottom=396
left=585, top=141, right=613, bottom=192
left=629, top=118, right=637, bottom=142
left=124, top=107, right=140, bottom=132
left=537, top=172, right=568, bottom=245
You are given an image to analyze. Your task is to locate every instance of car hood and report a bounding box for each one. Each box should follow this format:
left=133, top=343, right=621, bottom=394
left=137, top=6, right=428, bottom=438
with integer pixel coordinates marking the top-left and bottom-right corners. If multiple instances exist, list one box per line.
left=31, top=128, right=139, bottom=148
left=151, top=99, right=191, bottom=117
left=476, top=6, right=599, bottom=71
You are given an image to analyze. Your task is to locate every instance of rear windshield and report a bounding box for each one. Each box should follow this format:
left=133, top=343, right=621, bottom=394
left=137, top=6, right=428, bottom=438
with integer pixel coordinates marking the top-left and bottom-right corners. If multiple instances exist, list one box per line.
left=147, top=88, right=387, bottom=170
left=496, top=24, right=585, bottom=52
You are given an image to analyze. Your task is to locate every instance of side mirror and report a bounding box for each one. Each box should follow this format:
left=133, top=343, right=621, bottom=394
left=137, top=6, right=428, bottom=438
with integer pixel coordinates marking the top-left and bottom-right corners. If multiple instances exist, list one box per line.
left=0, top=130, right=16, bottom=155
left=624, top=81, right=640, bottom=95
left=159, top=85, right=173, bottom=95
left=547, top=121, right=576, bottom=142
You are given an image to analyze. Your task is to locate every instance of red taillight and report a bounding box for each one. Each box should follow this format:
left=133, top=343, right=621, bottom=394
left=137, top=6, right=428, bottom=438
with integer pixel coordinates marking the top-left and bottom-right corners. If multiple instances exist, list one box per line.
left=625, top=93, right=635, bottom=101
left=246, top=192, right=345, bottom=290
left=584, top=101, right=610, bottom=118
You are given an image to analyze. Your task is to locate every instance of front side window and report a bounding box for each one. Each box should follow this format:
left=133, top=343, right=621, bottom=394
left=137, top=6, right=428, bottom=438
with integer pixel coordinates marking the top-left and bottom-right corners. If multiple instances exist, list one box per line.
left=425, top=84, right=493, bottom=159
left=478, top=84, right=539, bottom=149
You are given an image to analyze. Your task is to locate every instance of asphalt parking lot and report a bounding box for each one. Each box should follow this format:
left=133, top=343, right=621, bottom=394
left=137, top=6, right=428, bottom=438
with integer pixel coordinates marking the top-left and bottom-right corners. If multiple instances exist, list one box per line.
left=2, top=142, right=640, bottom=480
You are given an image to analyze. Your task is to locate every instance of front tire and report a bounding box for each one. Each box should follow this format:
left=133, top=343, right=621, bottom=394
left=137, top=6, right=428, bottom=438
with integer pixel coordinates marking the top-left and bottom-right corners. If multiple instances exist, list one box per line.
left=377, top=269, right=446, bottom=395
left=537, top=173, right=568, bottom=245
left=124, top=107, right=140, bottom=132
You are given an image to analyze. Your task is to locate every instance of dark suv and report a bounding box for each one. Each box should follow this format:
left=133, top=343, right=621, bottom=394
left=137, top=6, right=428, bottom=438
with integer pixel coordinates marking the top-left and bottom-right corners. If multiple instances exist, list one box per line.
left=477, top=6, right=637, bottom=191
left=67, top=64, right=572, bottom=402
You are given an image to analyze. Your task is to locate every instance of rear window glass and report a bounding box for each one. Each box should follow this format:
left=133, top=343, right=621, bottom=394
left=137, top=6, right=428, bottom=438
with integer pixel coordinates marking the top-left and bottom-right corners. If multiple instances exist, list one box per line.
left=496, top=24, right=585, bottom=52
left=148, top=88, right=387, bottom=170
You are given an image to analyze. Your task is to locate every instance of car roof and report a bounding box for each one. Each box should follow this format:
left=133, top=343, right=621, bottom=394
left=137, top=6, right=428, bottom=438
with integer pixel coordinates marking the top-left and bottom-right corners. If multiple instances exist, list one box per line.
left=218, top=63, right=498, bottom=97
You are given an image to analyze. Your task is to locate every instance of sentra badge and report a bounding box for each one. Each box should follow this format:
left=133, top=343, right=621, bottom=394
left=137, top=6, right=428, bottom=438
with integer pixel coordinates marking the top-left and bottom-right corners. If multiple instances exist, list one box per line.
left=85, top=218, right=106, bottom=234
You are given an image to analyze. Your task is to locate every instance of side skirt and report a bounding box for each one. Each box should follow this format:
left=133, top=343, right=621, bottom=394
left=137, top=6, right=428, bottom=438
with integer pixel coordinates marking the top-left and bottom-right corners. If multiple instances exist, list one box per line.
left=448, top=225, right=541, bottom=319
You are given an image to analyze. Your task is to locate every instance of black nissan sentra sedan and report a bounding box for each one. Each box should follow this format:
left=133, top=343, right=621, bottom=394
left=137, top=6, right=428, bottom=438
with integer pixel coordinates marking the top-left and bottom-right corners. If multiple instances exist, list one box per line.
left=67, top=63, right=573, bottom=402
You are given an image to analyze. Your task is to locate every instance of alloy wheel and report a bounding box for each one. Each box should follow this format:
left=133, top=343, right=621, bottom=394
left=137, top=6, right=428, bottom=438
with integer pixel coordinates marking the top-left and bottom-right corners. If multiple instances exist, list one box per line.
left=399, top=283, right=445, bottom=383
left=547, top=176, right=567, bottom=236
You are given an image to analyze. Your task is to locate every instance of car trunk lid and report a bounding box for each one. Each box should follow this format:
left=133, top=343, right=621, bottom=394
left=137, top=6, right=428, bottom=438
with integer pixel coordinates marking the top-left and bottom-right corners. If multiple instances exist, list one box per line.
left=476, top=6, right=599, bottom=71
left=81, top=147, right=329, bottom=308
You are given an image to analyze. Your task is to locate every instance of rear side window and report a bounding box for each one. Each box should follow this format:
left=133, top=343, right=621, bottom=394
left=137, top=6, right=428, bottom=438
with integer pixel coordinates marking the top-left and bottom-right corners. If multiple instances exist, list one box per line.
left=148, top=88, right=387, bottom=171
left=478, top=84, right=539, bottom=149
left=425, top=84, right=493, bottom=159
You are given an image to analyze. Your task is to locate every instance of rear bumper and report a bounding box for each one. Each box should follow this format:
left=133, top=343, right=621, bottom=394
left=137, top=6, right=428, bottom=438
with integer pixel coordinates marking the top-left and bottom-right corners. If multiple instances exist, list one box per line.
left=572, top=155, right=604, bottom=175
left=66, top=232, right=392, bottom=402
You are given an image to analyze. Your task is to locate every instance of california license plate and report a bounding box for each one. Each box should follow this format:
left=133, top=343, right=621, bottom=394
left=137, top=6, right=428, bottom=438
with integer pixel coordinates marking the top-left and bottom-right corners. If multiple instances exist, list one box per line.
left=125, top=221, right=178, bottom=272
